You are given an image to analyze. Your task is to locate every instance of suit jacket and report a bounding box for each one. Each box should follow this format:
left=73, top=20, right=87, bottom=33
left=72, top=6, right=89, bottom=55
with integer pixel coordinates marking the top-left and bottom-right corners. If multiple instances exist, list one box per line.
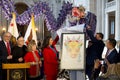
left=0, top=40, right=13, bottom=66
left=106, top=49, right=119, bottom=64
left=0, top=41, right=13, bottom=80
left=86, top=30, right=105, bottom=65
left=43, top=36, right=59, bottom=76
left=102, top=49, right=119, bottom=73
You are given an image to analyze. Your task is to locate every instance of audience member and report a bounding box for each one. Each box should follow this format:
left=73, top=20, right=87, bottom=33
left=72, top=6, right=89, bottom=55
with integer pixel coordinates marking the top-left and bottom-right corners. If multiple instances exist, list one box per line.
left=42, top=35, right=59, bottom=80
left=86, top=26, right=105, bottom=80
left=0, top=32, right=13, bottom=80
left=24, top=40, right=42, bottom=80
left=95, top=39, right=119, bottom=79
left=12, top=36, right=27, bottom=63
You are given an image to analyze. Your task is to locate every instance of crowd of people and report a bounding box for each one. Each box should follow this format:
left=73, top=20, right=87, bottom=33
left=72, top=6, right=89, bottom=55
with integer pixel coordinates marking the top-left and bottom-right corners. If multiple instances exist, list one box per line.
left=69, top=5, right=120, bottom=80
left=0, top=32, right=60, bottom=80
left=0, top=29, right=120, bottom=80
left=86, top=27, right=120, bottom=80
left=0, top=5, right=120, bottom=80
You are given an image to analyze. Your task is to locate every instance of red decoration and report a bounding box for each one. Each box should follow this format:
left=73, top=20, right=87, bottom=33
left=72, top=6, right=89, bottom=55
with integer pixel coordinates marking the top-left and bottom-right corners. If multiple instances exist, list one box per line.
left=10, top=23, right=14, bottom=27
left=72, top=7, right=80, bottom=17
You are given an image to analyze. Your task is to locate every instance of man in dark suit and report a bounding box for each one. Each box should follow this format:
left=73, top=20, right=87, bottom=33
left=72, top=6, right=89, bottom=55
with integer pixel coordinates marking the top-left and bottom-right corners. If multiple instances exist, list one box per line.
left=103, top=39, right=119, bottom=70
left=95, top=38, right=119, bottom=80
left=0, top=32, right=13, bottom=80
left=86, top=26, right=105, bottom=80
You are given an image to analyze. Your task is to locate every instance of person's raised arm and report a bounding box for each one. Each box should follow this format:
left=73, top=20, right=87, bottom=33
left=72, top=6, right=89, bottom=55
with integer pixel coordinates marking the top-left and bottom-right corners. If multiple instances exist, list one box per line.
left=52, top=35, right=59, bottom=46
left=86, top=26, right=97, bottom=42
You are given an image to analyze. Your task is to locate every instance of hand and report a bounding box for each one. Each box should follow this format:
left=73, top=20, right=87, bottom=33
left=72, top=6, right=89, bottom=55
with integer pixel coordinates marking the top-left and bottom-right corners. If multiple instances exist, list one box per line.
left=86, top=25, right=91, bottom=30
left=101, top=65, right=105, bottom=73
left=7, top=55, right=12, bottom=59
left=30, top=62, right=36, bottom=66
left=18, top=57, right=23, bottom=62
left=39, top=61, right=42, bottom=66
left=94, top=59, right=101, bottom=69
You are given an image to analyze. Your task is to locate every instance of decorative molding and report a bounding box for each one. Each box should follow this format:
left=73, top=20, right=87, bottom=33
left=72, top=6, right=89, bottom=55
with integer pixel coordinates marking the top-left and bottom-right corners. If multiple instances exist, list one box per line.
left=106, top=0, right=116, bottom=8
left=14, top=0, right=33, bottom=7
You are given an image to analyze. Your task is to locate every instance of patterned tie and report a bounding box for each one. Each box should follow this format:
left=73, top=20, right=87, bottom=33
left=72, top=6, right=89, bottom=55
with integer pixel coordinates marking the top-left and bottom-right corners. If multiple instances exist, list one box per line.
left=7, top=42, right=11, bottom=55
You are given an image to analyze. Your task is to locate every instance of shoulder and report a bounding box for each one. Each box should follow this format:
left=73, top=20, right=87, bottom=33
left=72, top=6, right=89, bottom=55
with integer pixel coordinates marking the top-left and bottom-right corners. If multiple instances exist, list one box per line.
left=99, top=40, right=105, bottom=45
left=13, top=46, right=18, bottom=49
left=22, top=45, right=27, bottom=50
left=24, top=52, right=33, bottom=59
left=87, top=11, right=96, bottom=17
left=43, top=47, right=50, bottom=50
left=113, top=49, right=117, bottom=52
left=0, top=41, right=2, bottom=43
left=112, top=49, right=118, bottom=55
left=25, top=52, right=32, bottom=56
left=12, top=46, right=19, bottom=52
left=43, top=47, right=50, bottom=52
left=0, top=40, right=4, bottom=44
left=27, top=51, right=32, bottom=54
left=35, top=50, right=38, bottom=54
left=23, top=45, right=27, bottom=48
left=0, top=41, right=2, bottom=46
left=0, top=41, right=5, bottom=47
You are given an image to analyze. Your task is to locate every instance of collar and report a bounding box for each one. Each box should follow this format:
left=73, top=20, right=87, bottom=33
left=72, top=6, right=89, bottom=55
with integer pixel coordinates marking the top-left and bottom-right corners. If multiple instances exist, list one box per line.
left=4, top=41, right=7, bottom=46
left=108, top=48, right=115, bottom=56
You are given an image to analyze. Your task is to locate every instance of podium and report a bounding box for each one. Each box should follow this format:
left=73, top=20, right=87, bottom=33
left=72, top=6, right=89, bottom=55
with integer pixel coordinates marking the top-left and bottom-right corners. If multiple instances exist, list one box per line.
left=2, top=63, right=30, bottom=80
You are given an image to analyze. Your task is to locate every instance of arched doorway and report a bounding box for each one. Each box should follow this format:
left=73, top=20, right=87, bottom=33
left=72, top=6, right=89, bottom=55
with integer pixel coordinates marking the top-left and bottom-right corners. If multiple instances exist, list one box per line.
left=14, top=2, right=29, bottom=37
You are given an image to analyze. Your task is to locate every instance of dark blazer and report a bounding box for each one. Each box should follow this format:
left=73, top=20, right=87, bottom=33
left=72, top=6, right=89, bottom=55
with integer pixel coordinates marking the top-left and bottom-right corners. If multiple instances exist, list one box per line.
left=0, top=40, right=13, bottom=65
left=102, top=49, right=119, bottom=73
left=107, top=49, right=119, bottom=64
left=86, top=29, right=105, bottom=65
left=0, top=41, right=13, bottom=80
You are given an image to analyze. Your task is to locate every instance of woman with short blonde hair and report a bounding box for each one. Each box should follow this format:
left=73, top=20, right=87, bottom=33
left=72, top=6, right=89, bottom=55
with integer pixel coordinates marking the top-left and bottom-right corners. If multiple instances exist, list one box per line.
left=27, top=40, right=36, bottom=52
left=24, top=40, right=41, bottom=80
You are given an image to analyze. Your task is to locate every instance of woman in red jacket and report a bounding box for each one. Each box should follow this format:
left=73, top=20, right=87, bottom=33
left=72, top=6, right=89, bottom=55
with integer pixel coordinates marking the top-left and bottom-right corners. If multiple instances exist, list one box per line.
left=24, top=40, right=42, bottom=80
left=42, top=35, right=59, bottom=80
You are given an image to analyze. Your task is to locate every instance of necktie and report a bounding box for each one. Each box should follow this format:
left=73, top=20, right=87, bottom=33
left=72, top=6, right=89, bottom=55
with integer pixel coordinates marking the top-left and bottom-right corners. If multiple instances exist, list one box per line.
left=7, top=42, right=11, bottom=55
left=105, top=49, right=109, bottom=59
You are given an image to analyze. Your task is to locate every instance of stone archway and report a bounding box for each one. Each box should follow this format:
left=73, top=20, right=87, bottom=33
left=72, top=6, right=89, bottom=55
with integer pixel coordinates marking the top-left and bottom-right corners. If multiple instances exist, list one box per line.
left=14, top=2, right=29, bottom=37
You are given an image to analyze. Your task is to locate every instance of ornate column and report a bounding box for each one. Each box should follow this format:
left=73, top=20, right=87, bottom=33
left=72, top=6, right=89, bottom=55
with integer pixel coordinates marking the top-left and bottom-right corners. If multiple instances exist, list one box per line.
left=96, top=0, right=102, bottom=32
left=102, top=0, right=105, bottom=36
left=115, top=0, right=120, bottom=40
left=104, top=12, right=109, bottom=40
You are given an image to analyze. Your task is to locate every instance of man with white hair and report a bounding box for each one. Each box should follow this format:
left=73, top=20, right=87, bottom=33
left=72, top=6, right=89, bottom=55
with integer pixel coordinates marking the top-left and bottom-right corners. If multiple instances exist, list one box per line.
left=0, top=32, right=13, bottom=80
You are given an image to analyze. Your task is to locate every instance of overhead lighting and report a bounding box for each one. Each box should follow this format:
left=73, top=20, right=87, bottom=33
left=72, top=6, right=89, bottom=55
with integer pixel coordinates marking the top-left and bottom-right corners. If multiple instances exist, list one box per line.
left=2, top=27, right=6, bottom=32
left=35, top=28, right=38, bottom=31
